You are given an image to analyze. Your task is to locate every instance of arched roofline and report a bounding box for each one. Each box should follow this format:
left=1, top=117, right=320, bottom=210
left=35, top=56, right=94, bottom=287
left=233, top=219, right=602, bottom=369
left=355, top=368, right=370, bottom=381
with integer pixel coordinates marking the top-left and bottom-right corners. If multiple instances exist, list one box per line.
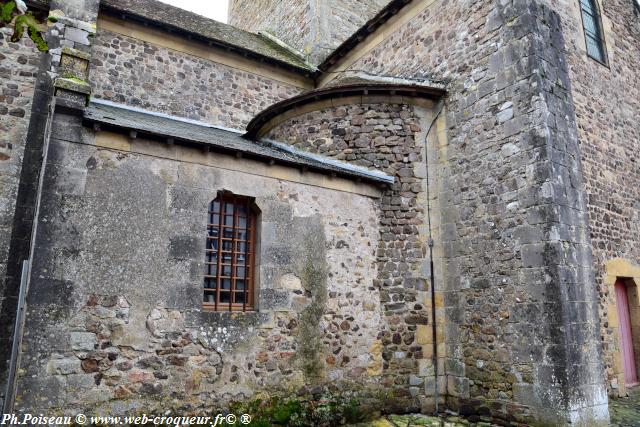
left=244, top=82, right=446, bottom=139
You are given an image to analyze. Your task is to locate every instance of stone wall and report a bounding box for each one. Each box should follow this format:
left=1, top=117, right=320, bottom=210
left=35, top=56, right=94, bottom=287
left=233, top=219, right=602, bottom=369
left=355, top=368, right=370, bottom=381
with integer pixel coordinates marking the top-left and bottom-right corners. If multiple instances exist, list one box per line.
left=0, top=27, right=41, bottom=337
left=0, top=25, right=45, bottom=411
left=318, top=0, right=608, bottom=423
left=229, top=0, right=309, bottom=59
left=15, top=113, right=389, bottom=414
left=266, top=100, right=440, bottom=412
left=228, top=0, right=389, bottom=64
left=1, top=0, right=101, bottom=409
left=542, top=0, right=640, bottom=395
left=89, top=28, right=305, bottom=130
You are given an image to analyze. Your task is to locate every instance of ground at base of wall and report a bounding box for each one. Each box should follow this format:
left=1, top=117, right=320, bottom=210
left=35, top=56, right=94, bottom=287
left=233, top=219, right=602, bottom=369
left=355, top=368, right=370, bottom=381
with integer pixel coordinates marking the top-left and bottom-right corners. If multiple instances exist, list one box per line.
left=610, top=387, right=640, bottom=427
left=351, top=414, right=502, bottom=427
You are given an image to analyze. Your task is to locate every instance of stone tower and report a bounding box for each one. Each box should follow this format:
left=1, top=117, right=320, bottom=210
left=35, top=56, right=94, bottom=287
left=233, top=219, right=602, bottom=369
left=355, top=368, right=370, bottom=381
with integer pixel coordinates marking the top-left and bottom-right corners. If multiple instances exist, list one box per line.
left=228, top=0, right=390, bottom=65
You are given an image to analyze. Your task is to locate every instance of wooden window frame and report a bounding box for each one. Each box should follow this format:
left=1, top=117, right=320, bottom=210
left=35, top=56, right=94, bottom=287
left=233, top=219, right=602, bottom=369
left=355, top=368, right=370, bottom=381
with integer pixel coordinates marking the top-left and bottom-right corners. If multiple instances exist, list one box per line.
left=579, top=0, right=609, bottom=66
left=203, top=192, right=257, bottom=312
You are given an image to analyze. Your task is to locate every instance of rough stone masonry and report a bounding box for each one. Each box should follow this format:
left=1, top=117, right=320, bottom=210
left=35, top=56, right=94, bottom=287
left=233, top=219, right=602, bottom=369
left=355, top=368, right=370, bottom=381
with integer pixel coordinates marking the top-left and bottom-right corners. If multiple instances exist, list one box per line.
left=1, top=0, right=638, bottom=425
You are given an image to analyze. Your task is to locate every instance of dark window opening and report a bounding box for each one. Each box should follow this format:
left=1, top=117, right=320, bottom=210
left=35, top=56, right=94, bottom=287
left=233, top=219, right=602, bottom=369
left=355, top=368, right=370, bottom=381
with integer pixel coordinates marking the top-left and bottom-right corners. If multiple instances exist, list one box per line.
left=580, top=0, right=607, bottom=64
left=204, top=192, right=256, bottom=311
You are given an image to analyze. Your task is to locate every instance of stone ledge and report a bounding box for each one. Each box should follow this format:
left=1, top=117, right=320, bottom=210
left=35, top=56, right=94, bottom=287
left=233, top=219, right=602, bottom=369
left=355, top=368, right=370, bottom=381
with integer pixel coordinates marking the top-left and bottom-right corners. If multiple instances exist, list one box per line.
left=54, top=77, right=91, bottom=95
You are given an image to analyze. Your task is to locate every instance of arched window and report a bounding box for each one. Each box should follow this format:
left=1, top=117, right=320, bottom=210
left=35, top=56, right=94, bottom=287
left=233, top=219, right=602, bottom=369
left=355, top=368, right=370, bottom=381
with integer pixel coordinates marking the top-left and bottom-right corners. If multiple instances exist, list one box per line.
left=204, top=192, right=256, bottom=311
left=580, top=0, right=607, bottom=64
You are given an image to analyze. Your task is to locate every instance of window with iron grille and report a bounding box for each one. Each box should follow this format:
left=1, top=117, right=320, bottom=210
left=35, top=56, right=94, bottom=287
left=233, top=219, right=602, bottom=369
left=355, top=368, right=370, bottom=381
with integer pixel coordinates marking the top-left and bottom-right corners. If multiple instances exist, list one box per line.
left=579, top=0, right=607, bottom=64
left=204, top=192, right=256, bottom=311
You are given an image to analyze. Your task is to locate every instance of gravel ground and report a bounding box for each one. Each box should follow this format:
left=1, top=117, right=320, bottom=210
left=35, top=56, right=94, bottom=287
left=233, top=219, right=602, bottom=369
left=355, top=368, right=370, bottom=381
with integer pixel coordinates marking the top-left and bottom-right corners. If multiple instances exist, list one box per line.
left=349, top=389, right=640, bottom=427
left=610, top=386, right=640, bottom=427
left=351, top=414, right=502, bottom=427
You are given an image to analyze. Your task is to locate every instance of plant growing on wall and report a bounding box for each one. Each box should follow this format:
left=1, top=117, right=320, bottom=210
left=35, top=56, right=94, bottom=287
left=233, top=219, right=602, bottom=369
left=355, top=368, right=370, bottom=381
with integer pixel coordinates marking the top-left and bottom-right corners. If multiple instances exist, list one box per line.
left=0, top=0, right=48, bottom=52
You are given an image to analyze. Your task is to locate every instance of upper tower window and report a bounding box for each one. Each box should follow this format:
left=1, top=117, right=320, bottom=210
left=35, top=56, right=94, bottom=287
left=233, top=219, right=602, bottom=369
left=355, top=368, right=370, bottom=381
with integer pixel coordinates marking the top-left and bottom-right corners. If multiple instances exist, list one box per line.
left=204, top=192, right=257, bottom=312
left=579, top=0, right=607, bottom=64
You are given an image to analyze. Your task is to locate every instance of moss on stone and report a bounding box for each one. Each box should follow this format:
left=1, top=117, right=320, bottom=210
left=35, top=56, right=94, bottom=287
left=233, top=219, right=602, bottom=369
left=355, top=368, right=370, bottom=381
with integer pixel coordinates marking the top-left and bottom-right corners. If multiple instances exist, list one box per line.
left=54, top=76, right=91, bottom=95
left=296, top=228, right=328, bottom=380
left=223, top=393, right=367, bottom=426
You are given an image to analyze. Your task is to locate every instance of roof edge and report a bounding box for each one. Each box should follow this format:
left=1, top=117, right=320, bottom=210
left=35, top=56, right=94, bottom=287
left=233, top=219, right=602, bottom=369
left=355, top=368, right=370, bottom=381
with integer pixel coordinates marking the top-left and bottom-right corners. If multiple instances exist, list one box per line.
left=90, top=98, right=245, bottom=135
left=261, top=138, right=395, bottom=185
left=316, top=0, right=413, bottom=73
left=244, top=82, right=446, bottom=139
left=258, top=31, right=318, bottom=72
left=83, top=100, right=394, bottom=186
left=99, top=3, right=315, bottom=75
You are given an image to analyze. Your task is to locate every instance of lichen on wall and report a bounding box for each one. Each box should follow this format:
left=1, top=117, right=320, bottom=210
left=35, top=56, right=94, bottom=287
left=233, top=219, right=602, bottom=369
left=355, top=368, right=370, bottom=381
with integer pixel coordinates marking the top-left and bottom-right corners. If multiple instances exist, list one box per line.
left=267, top=102, right=435, bottom=411
left=294, top=218, right=328, bottom=380
left=15, top=124, right=385, bottom=414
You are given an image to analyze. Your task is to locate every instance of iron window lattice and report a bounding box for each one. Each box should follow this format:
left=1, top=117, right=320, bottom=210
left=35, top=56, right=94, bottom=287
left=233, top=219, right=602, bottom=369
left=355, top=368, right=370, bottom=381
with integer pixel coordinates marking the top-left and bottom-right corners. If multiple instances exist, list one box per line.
left=204, top=193, right=256, bottom=311
left=579, top=0, right=607, bottom=64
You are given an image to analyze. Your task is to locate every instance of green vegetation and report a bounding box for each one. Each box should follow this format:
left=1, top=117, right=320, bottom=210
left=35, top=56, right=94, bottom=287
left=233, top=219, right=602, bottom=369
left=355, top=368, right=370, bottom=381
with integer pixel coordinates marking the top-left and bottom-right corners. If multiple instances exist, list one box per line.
left=0, top=1, right=49, bottom=52
left=222, top=394, right=367, bottom=427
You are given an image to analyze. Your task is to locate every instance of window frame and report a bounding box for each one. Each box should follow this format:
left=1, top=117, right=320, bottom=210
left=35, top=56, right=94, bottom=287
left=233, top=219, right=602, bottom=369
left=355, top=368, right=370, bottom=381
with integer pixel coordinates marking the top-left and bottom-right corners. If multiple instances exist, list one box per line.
left=203, top=192, right=257, bottom=312
left=579, top=0, right=609, bottom=66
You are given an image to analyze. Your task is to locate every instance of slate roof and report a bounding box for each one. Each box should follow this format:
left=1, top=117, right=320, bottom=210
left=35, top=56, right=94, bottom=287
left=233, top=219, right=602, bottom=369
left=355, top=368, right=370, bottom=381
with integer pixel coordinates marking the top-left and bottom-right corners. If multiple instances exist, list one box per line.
left=83, top=99, right=394, bottom=185
left=100, top=0, right=313, bottom=72
left=318, top=0, right=413, bottom=72
left=30, top=0, right=413, bottom=76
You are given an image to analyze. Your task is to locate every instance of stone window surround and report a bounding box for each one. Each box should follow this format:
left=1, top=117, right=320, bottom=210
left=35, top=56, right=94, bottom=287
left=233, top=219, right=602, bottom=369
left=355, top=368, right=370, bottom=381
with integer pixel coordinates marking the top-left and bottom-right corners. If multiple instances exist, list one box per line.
left=204, top=192, right=259, bottom=312
left=578, top=0, right=610, bottom=66
left=605, top=258, right=640, bottom=397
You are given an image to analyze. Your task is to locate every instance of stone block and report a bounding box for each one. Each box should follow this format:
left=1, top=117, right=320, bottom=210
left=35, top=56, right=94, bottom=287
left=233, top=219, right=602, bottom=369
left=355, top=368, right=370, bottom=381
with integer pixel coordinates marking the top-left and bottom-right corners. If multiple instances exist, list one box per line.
left=51, top=166, right=87, bottom=196
left=409, top=375, right=424, bottom=386
left=64, top=27, right=90, bottom=45
left=262, top=245, right=293, bottom=266
left=50, top=115, right=83, bottom=143
left=418, top=359, right=434, bottom=377
left=513, top=383, right=535, bottom=404
left=168, top=235, right=202, bottom=261
left=521, top=243, right=544, bottom=268
left=47, top=358, right=81, bottom=375
left=497, top=103, right=514, bottom=124
left=278, top=273, right=302, bottom=291
left=69, top=332, right=97, bottom=351
left=416, top=325, right=432, bottom=345
left=608, top=303, right=619, bottom=328
left=422, top=345, right=433, bottom=359
left=447, top=376, right=469, bottom=397
left=259, top=289, right=289, bottom=310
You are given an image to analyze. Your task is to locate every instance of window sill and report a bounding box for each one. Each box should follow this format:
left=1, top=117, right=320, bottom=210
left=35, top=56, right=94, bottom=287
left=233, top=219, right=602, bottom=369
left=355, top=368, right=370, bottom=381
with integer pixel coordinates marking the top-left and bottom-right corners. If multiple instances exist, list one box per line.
left=202, top=303, right=256, bottom=313
left=587, top=53, right=610, bottom=69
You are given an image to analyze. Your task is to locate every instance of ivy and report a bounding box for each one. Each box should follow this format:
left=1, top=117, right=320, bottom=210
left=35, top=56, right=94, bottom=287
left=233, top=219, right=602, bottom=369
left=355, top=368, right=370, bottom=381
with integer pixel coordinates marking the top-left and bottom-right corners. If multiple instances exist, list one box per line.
left=1, top=1, right=15, bottom=23
left=12, top=12, right=48, bottom=51
left=0, top=0, right=49, bottom=52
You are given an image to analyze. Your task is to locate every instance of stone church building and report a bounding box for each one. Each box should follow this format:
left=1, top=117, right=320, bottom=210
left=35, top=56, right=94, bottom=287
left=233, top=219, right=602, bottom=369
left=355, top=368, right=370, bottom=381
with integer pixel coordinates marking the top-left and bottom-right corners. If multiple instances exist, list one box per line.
left=0, top=0, right=639, bottom=425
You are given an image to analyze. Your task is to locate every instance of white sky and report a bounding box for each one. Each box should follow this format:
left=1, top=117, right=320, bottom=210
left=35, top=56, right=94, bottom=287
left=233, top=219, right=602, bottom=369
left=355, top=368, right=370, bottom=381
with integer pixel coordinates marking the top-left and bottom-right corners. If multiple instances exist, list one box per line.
left=157, top=0, right=229, bottom=23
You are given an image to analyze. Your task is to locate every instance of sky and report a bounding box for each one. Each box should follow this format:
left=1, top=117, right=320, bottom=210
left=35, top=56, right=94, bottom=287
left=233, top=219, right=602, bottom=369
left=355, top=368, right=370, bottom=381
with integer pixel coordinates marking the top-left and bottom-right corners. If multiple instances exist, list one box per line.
left=158, top=0, right=229, bottom=23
